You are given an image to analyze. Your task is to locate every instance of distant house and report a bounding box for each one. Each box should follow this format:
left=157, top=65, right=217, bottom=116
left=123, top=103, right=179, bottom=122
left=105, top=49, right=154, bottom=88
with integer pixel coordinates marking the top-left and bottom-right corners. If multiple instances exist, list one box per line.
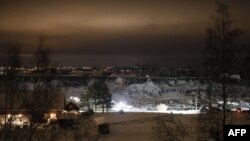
left=0, top=91, right=65, bottom=125
left=65, top=101, right=80, bottom=112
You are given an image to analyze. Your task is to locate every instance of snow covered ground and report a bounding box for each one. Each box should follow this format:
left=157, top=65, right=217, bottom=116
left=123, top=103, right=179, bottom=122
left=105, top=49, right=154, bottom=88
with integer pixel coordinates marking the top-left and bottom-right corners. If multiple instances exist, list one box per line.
left=62, top=77, right=250, bottom=113
left=95, top=112, right=250, bottom=141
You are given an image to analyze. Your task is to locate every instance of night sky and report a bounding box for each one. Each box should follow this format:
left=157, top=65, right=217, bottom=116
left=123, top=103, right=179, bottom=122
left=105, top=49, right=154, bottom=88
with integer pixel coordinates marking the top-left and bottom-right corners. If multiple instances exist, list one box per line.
left=1, top=0, right=250, bottom=67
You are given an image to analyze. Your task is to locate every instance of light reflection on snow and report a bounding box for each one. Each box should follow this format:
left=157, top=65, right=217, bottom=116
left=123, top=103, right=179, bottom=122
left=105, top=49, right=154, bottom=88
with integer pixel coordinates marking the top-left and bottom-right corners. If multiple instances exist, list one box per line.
left=111, top=101, right=201, bottom=114
left=69, top=96, right=81, bottom=103
left=112, top=101, right=133, bottom=111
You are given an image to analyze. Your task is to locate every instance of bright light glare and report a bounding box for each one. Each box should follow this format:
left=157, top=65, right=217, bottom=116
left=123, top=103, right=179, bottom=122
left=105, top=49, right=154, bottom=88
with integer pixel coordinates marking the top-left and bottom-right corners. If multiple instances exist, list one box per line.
left=116, top=101, right=127, bottom=109
left=7, top=114, right=11, bottom=118
left=50, top=113, right=56, bottom=119
left=113, top=101, right=133, bottom=111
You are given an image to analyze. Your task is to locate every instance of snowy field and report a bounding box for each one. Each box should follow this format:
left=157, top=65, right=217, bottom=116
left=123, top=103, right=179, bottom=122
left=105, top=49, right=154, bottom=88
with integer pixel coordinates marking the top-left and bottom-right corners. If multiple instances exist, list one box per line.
left=95, top=113, right=197, bottom=141
left=95, top=112, right=250, bottom=141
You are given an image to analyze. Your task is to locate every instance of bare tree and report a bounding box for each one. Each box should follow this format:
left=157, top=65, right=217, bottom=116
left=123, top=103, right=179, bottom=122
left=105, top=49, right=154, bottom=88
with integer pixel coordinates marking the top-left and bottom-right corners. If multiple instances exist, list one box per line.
left=243, top=46, right=250, bottom=79
left=24, top=36, right=60, bottom=141
left=47, top=115, right=99, bottom=141
left=0, top=42, right=22, bottom=141
left=203, top=1, right=243, bottom=139
left=152, top=114, right=188, bottom=141
left=74, top=116, right=99, bottom=141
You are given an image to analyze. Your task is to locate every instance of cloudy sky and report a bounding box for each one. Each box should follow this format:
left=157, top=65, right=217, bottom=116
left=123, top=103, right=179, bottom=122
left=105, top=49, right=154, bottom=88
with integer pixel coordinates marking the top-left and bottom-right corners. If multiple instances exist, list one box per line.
left=1, top=0, right=250, bottom=67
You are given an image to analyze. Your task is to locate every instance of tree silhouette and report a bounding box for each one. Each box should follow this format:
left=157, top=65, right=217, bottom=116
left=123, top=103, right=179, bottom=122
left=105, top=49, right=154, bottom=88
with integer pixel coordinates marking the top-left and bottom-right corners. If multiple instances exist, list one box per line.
left=86, top=80, right=112, bottom=113
left=25, top=36, right=60, bottom=141
left=0, top=42, right=22, bottom=141
left=203, top=1, right=243, bottom=140
left=243, top=47, right=250, bottom=79
left=152, top=114, right=188, bottom=141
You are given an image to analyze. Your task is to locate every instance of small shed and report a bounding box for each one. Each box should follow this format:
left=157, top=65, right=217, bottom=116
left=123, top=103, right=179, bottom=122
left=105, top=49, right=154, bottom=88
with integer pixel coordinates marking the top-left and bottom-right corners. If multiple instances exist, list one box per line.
left=98, top=123, right=110, bottom=134
left=94, top=116, right=110, bottom=134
